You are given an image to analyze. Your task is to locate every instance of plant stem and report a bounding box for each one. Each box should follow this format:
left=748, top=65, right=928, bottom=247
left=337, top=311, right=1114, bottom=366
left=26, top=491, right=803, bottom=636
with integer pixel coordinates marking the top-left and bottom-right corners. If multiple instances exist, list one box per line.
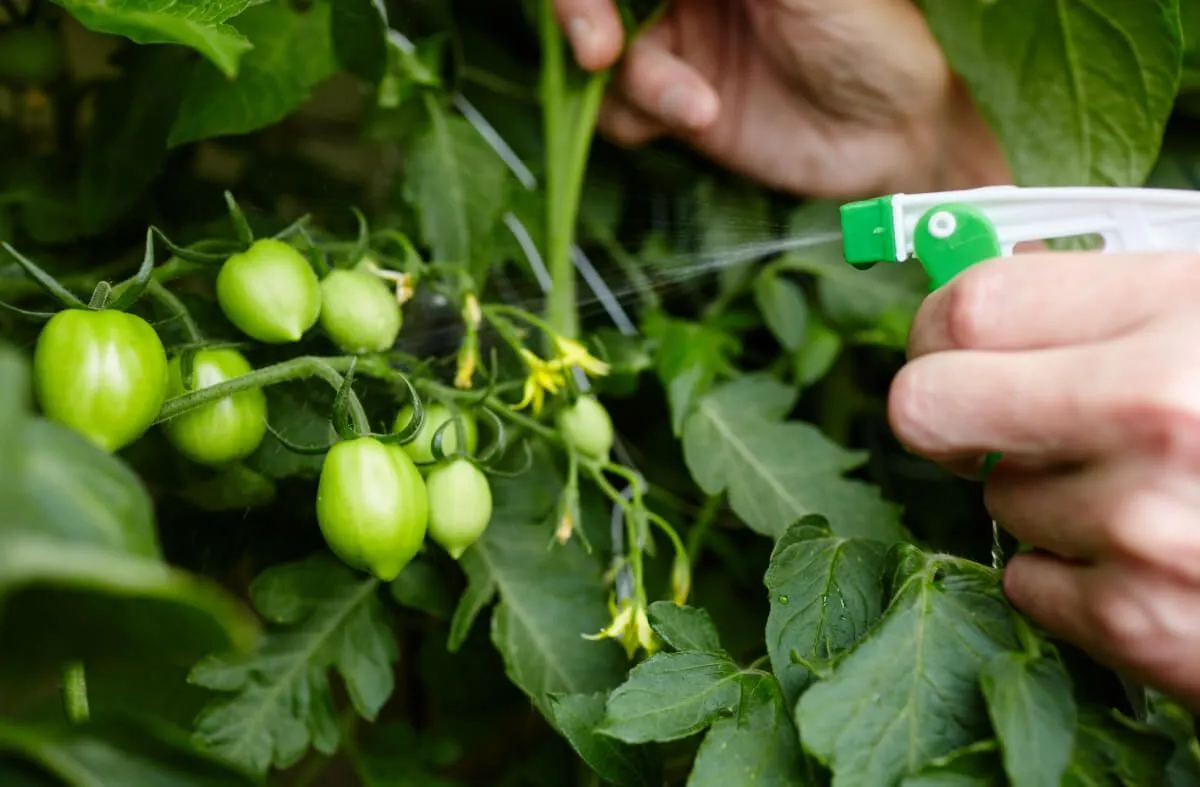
left=686, top=494, right=723, bottom=567
left=62, top=661, right=88, bottom=723
left=145, top=279, right=202, bottom=342
left=154, top=355, right=370, bottom=434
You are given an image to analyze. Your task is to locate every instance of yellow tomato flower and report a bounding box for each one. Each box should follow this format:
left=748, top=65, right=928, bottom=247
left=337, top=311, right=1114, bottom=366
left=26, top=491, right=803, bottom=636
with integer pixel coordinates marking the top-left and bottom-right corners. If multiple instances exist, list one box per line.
left=584, top=597, right=658, bottom=660
left=514, top=349, right=566, bottom=416
left=553, top=336, right=610, bottom=377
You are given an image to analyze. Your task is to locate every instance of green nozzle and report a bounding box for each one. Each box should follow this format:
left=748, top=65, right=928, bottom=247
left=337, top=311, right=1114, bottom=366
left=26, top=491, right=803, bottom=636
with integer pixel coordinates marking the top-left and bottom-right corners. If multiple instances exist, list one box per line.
left=840, top=196, right=897, bottom=269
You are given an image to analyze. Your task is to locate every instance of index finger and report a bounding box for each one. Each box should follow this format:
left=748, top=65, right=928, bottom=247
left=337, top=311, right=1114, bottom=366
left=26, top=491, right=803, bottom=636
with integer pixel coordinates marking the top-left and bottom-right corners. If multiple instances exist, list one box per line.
left=554, top=0, right=625, bottom=71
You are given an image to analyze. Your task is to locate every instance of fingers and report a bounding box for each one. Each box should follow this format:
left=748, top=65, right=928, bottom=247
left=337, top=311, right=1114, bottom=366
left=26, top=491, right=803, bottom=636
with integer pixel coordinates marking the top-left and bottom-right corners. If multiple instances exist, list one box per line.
left=889, top=342, right=1130, bottom=462
left=612, top=29, right=720, bottom=134
left=907, top=252, right=1200, bottom=360
left=555, top=0, right=625, bottom=70
left=597, top=95, right=664, bottom=146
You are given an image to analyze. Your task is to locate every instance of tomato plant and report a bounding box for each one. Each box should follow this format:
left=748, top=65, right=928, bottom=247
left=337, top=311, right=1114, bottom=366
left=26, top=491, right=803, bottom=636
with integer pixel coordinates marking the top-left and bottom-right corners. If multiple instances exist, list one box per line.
left=0, top=0, right=1196, bottom=785
left=161, top=347, right=268, bottom=466
left=33, top=307, right=169, bottom=453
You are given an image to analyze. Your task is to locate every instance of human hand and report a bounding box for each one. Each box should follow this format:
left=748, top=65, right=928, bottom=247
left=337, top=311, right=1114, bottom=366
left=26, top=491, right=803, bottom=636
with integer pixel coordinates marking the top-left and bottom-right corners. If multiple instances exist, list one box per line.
left=889, top=250, right=1200, bottom=708
left=552, top=0, right=1011, bottom=197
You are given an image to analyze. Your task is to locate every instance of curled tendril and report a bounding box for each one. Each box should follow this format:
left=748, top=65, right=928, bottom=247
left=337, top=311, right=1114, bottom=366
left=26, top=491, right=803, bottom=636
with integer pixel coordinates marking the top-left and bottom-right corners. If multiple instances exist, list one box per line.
left=378, top=372, right=425, bottom=446
left=428, top=405, right=478, bottom=464
left=477, top=437, right=534, bottom=478
left=470, top=406, right=507, bottom=465
left=0, top=299, right=55, bottom=321
left=347, top=207, right=371, bottom=268
left=149, top=227, right=237, bottom=265
left=263, top=418, right=337, bottom=456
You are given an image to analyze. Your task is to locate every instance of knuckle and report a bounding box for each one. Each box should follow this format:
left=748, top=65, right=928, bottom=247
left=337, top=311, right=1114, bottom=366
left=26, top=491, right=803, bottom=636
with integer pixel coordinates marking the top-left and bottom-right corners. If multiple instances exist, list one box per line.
left=1115, top=367, right=1200, bottom=469
left=939, top=264, right=998, bottom=350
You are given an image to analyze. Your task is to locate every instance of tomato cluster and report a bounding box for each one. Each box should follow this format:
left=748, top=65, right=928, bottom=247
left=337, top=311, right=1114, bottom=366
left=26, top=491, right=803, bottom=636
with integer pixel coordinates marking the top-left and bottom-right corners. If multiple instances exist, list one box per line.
left=316, top=406, right=494, bottom=580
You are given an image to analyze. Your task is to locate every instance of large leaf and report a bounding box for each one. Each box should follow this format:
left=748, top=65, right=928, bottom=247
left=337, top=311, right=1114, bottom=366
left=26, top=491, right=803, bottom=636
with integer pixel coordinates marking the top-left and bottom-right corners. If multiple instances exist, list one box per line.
left=920, top=0, right=1183, bottom=186
left=0, top=720, right=256, bottom=786
left=79, top=46, right=191, bottom=235
left=169, top=0, right=338, bottom=147
left=49, top=0, right=255, bottom=79
left=795, top=546, right=1020, bottom=785
left=548, top=692, right=662, bottom=787
left=448, top=459, right=626, bottom=718
left=980, top=652, right=1077, bottom=787
left=1062, top=707, right=1175, bottom=786
left=764, top=517, right=888, bottom=707
left=400, top=100, right=513, bottom=281
left=189, top=554, right=398, bottom=775
left=682, top=375, right=907, bottom=542
left=644, top=312, right=740, bottom=436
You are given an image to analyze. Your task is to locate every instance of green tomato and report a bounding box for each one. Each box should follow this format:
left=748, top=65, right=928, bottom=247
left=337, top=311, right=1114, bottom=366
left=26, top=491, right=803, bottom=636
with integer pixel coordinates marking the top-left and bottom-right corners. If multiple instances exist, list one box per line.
left=216, top=239, right=321, bottom=343
left=162, top=348, right=267, bottom=466
left=557, top=395, right=614, bottom=461
left=0, top=27, right=65, bottom=88
left=316, top=437, right=429, bottom=581
left=393, top=402, right=478, bottom=467
left=318, top=268, right=402, bottom=353
left=33, top=308, right=168, bottom=453
left=425, top=459, right=492, bottom=559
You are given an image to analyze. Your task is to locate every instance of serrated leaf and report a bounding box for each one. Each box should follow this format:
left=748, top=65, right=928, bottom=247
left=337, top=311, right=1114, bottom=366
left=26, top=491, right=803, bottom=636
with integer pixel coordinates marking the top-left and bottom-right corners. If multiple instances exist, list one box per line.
left=79, top=46, right=191, bottom=235
left=687, top=674, right=806, bottom=787
left=0, top=720, right=256, bottom=786
left=1063, top=707, right=1175, bottom=786
left=920, top=0, right=1183, bottom=186
left=169, top=0, right=337, bottom=147
left=646, top=601, right=723, bottom=654
left=764, top=516, right=888, bottom=707
left=682, top=375, right=906, bottom=542
left=189, top=554, right=397, bottom=775
left=600, top=652, right=743, bottom=744
left=400, top=100, right=513, bottom=282
left=795, top=546, right=1020, bottom=785
left=448, top=455, right=626, bottom=718
left=49, top=0, right=254, bottom=78
left=980, top=652, right=1076, bottom=787
left=753, top=271, right=808, bottom=352
left=331, top=0, right=388, bottom=83
left=549, top=692, right=661, bottom=787
left=644, top=313, right=739, bottom=436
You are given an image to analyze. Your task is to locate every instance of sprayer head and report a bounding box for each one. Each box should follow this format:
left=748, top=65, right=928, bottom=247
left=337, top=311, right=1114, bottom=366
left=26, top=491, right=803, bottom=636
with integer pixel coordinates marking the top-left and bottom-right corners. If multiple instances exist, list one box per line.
left=840, top=196, right=898, bottom=270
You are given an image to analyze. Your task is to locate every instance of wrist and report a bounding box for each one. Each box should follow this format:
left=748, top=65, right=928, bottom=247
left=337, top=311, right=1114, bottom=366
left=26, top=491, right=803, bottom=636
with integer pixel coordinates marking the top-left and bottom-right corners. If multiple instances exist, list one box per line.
left=933, top=77, right=1012, bottom=191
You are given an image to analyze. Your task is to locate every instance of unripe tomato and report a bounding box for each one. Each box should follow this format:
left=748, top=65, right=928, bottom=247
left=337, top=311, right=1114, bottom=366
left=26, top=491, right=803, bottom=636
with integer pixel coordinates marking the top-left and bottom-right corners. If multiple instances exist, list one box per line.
left=425, top=459, right=492, bottom=559
left=216, top=239, right=321, bottom=343
left=161, top=348, right=267, bottom=466
left=393, top=402, right=477, bottom=467
left=557, top=395, right=614, bottom=461
left=33, top=308, right=169, bottom=453
left=0, top=27, right=65, bottom=88
left=316, top=437, right=429, bottom=581
left=318, top=268, right=402, bottom=353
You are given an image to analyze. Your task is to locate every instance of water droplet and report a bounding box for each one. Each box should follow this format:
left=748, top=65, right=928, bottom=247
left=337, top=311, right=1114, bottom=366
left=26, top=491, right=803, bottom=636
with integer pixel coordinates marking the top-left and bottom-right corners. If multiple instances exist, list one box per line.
left=777, top=595, right=789, bottom=605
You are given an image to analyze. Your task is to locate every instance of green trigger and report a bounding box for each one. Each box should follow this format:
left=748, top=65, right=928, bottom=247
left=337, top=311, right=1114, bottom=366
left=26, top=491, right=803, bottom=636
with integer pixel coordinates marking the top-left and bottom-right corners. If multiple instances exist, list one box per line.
left=911, top=203, right=1003, bottom=290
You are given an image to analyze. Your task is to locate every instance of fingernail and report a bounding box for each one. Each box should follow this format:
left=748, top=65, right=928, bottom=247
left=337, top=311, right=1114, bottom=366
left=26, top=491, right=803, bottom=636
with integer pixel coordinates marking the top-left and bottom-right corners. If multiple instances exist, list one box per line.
left=659, top=84, right=715, bottom=130
left=567, top=17, right=594, bottom=57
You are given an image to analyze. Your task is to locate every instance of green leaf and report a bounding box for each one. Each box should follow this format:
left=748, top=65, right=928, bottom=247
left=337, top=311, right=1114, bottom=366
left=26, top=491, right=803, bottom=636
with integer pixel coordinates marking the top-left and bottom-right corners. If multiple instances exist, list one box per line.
left=919, top=0, right=1183, bottom=186
left=600, top=651, right=743, bottom=744
left=389, top=555, right=455, bottom=619
left=643, top=312, right=740, bottom=436
left=794, top=312, right=843, bottom=389
left=331, top=0, right=388, bottom=83
left=980, top=652, right=1076, bottom=787
left=400, top=99, right=513, bottom=281
left=681, top=375, right=907, bottom=542
left=646, top=601, right=723, bottom=654
left=900, top=742, right=1004, bottom=786
left=764, top=516, right=888, bottom=707
left=0, top=535, right=258, bottom=678
left=0, top=720, right=257, bottom=786
left=247, top=383, right=337, bottom=480
left=780, top=201, right=925, bottom=342
left=169, top=0, right=338, bottom=147
left=49, top=0, right=254, bottom=79
left=795, top=546, right=1020, bottom=785
left=687, top=674, right=806, bottom=787
left=753, top=270, right=808, bottom=352
left=1063, top=707, right=1175, bottom=786
left=78, top=46, right=191, bottom=235
left=549, top=692, right=662, bottom=787
left=448, top=457, right=626, bottom=718
left=189, top=554, right=398, bottom=775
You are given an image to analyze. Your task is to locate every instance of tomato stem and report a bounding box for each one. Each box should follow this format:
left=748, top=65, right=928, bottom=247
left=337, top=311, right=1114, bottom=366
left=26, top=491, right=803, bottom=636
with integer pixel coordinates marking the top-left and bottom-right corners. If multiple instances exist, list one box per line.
left=62, top=660, right=89, bottom=723
left=145, top=279, right=202, bottom=342
left=154, top=355, right=370, bottom=434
